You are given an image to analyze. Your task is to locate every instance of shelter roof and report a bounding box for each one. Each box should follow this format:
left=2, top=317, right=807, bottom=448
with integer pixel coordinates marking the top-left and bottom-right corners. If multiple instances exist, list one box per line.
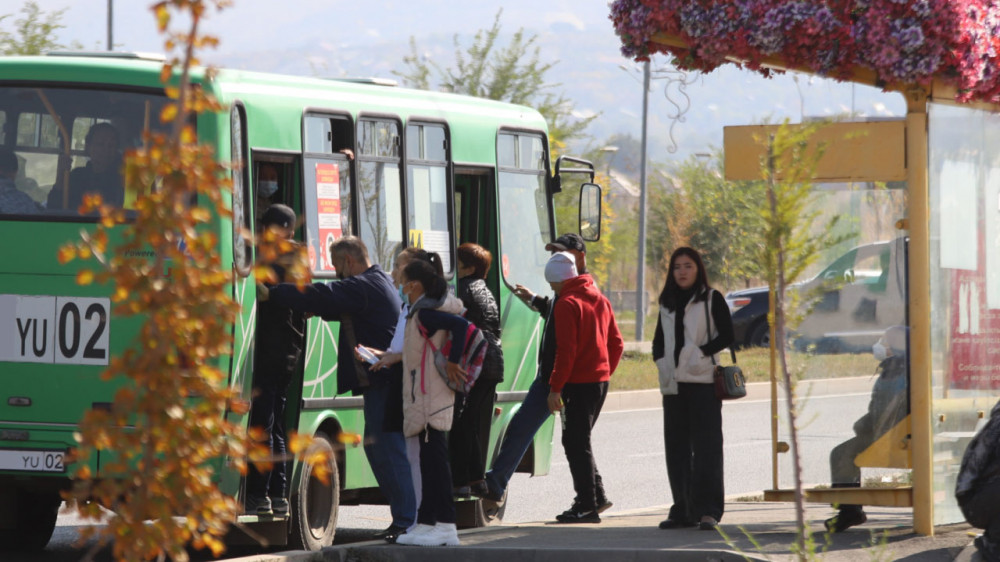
left=610, top=1, right=1000, bottom=104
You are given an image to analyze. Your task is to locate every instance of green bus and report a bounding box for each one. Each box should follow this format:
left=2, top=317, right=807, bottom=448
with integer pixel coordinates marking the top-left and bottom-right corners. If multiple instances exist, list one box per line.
left=0, top=52, right=600, bottom=551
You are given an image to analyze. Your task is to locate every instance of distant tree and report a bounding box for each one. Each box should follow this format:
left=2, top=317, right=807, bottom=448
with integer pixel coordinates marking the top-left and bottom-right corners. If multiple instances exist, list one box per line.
left=646, top=153, right=767, bottom=291
left=0, top=1, right=68, bottom=55
left=394, top=9, right=595, bottom=149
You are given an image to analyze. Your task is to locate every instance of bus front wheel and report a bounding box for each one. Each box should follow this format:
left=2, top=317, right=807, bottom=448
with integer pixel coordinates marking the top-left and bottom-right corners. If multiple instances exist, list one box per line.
left=289, top=432, right=340, bottom=550
left=0, top=489, right=60, bottom=552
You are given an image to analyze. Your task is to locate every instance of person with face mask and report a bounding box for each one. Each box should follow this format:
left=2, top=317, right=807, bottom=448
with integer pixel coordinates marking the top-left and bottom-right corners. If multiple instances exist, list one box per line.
left=357, top=245, right=446, bottom=541
left=255, top=163, right=281, bottom=222
left=825, top=325, right=910, bottom=533
left=266, top=236, right=417, bottom=541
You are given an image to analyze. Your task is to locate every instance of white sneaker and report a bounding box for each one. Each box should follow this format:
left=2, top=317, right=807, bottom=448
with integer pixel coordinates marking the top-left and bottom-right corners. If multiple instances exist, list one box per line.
left=410, top=522, right=460, bottom=546
left=395, top=523, right=435, bottom=545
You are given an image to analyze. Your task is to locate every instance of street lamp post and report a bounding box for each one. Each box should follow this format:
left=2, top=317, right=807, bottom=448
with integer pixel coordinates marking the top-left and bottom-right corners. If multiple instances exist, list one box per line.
left=636, top=60, right=650, bottom=341
left=107, top=0, right=113, bottom=51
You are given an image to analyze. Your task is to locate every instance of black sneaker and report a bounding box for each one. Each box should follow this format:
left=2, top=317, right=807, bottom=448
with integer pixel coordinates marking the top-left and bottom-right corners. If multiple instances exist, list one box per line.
left=470, top=480, right=490, bottom=498
left=824, top=508, right=867, bottom=533
left=373, top=524, right=407, bottom=542
left=453, top=485, right=472, bottom=499
left=270, top=496, right=289, bottom=516
left=244, top=495, right=272, bottom=516
left=555, top=508, right=600, bottom=524
left=596, top=499, right=613, bottom=514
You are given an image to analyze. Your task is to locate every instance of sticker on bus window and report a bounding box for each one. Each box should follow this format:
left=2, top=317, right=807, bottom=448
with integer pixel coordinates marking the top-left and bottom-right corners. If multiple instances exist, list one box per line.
left=315, top=162, right=342, bottom=271
left=0, top=295, right=110, bottom=365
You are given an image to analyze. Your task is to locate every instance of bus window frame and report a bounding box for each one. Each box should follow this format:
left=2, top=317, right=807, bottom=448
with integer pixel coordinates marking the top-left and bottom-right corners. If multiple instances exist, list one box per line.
left=0, top=81, right=173, bottom=223
left=495, top=127, right=554, bottom=294
left=404, top=117, right=455, bottom=277
left=301, top=110, right=356, bottom=279
left=356, top=112, right=406, bottom=271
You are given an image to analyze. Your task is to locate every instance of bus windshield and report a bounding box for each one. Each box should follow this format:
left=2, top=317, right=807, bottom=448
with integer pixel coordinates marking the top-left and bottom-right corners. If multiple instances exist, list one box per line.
left=0, top=86, right=172, bottom=219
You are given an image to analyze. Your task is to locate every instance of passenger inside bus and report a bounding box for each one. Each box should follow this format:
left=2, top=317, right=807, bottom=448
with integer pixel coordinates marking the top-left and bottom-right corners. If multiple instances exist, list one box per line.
left=0, top=147, right=41, bottom=215
left=47, top=122, right=124, bottom=210
left=255, top=162, right=283, bottom=222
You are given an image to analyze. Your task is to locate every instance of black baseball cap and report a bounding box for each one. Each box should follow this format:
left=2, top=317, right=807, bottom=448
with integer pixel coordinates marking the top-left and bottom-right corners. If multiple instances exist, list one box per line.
left=260, top=203, right=296, bottom=229
left=545, top=233, right=586, bottom=253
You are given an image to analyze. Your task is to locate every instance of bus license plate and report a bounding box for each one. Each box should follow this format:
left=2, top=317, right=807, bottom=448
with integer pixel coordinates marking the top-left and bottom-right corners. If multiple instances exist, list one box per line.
left=0, top=449, right=66, bottom=473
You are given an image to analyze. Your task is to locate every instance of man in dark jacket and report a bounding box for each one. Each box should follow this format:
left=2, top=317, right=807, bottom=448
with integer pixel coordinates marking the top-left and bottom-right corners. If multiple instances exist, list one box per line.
left=957, top=398, right=1000, bottom=562
left=267, top=236, right=416, bottom=538
left=245, top=204, right=307, bottom=516
left=483, top=234, right=612, bottom=514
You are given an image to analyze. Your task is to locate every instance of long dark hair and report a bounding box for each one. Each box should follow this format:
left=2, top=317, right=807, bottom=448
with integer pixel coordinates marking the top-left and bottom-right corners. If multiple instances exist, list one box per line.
left=403, top=252, right=447, bottom=300
left=658, top=247, right=711, bottom=311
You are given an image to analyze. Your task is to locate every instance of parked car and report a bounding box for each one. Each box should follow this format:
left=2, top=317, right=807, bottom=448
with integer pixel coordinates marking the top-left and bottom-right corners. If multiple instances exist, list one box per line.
left=726, top=237, right=908, bottom=352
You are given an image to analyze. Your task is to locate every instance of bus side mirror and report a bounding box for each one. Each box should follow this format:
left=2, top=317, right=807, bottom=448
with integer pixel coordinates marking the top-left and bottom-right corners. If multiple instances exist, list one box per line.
left=579, top=182, right=601, bottom=242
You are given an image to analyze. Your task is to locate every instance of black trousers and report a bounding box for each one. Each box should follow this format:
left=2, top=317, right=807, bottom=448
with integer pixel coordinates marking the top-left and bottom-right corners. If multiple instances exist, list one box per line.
left=663, top=382, right=724, bottom=522
left=417, top=428, right=456, bottom=525
left=561, top=381, right=609, bottom=512
left=246, top=368, right=292, bottom=499
left=450, top=379, right=499, bottom=486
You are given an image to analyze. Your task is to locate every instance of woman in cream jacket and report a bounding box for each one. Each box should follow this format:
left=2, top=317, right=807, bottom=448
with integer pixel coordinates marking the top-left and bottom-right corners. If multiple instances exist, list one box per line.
left=652, top=247, right=734, bottom=531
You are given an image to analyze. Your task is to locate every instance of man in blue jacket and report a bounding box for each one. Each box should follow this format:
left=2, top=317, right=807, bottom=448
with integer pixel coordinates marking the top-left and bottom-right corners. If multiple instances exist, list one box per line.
left=268, top=236, right=415, bottom=540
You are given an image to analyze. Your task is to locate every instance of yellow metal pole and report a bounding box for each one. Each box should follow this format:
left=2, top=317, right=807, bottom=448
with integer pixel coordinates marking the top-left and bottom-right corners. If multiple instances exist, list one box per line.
left=770, top=286, right=778, bottom=491
left=905, top=87, right=934, bottom=536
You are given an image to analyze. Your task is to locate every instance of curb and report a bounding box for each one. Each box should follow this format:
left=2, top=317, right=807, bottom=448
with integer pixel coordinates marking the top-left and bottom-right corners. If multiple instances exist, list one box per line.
left=602, top=376, right=874, bottom=413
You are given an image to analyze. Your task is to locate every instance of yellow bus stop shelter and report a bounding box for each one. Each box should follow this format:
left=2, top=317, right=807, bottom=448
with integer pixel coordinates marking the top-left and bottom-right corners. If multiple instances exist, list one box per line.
left=643, top=31, right=1000, bottom=536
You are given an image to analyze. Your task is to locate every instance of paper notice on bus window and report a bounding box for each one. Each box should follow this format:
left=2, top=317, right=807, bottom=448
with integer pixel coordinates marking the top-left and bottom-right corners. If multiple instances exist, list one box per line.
left=315, top=162, right=342, bottom=271
left=422, top=230, right=451, bottom=272
left=412, top=167, right=431, bottom=230
left=939, top=161, right=978, bottom=271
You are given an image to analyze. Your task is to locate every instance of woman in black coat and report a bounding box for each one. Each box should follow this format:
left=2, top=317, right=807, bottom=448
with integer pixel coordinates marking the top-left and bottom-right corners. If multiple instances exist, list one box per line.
left=450, top=242, right=504, bottom=497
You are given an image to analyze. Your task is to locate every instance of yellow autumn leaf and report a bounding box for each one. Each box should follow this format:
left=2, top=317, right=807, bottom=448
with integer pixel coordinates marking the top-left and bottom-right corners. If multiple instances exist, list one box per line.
left=160, top=103, right=179, bottom=123
left=76, top=270, right=94, bottom=285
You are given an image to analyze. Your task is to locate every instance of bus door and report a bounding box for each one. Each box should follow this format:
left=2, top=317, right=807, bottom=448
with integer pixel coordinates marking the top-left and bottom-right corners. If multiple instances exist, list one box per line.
left=454, top=166, right=500, bottom=298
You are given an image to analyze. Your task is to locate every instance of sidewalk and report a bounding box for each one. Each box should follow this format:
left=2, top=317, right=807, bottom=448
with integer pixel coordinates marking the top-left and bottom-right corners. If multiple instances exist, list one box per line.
left=228, top=502, right=978, bottom=561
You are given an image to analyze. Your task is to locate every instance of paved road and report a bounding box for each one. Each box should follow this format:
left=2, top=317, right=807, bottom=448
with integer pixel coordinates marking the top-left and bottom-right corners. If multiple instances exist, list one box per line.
left=31, top=378, right=888, bottom=559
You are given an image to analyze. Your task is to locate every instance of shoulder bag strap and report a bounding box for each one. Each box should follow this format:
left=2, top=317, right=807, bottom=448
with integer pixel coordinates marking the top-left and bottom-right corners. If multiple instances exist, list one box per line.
left=703, top=288, right=738, bottom=365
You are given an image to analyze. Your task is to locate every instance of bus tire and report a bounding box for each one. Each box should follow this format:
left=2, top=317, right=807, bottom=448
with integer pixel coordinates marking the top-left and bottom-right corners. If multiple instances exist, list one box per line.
left=456, top=489, right=506, bottom=529
left=0, top=490, right=60, bottom=552
left=289, top=432, right=340, bottom=550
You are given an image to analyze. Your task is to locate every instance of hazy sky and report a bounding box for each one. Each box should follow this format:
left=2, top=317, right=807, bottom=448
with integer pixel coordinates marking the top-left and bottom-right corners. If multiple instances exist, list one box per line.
left=14, top=1, right=904, bottom=158
left=21, top=1, right=608, bottom=56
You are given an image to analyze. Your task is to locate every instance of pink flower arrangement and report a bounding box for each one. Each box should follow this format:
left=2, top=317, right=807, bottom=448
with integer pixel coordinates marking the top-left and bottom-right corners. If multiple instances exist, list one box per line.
left=610, top=0, right=1000, bottom=103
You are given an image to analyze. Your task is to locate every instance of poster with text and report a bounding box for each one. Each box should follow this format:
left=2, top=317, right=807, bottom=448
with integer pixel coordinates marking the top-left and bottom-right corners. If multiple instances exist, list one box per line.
left=316, top=162, right=342, bottom=272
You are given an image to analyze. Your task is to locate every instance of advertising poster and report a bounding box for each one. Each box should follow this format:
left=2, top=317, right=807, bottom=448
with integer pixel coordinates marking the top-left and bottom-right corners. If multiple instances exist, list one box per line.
left=315, top=162, right=342, bottom=272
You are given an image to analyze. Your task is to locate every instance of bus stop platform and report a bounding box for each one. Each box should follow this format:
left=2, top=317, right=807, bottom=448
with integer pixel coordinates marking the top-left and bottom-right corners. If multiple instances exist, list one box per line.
left=228, top=502, right=979, bottom=562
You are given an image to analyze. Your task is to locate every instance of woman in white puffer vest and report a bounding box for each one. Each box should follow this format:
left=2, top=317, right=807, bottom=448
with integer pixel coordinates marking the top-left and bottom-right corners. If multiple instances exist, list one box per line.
left=394, top=255, right=472, bottom=547
left=651, top=247, right=734, bottom=533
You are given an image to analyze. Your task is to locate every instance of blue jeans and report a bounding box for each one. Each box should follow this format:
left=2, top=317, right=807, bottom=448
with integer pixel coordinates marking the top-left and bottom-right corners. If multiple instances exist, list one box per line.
left=485, top=376, right=552, bottom=496
left=363, top=377, right=416, bottom=528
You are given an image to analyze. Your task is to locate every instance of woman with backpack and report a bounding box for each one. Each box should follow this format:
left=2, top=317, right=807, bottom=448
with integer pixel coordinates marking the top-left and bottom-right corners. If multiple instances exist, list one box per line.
left=392, top=254, right=472, bottom=547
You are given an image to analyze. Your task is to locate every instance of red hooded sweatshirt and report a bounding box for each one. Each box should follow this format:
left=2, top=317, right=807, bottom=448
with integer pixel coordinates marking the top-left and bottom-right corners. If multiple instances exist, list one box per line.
left=548, top=274, right=625, bottom=393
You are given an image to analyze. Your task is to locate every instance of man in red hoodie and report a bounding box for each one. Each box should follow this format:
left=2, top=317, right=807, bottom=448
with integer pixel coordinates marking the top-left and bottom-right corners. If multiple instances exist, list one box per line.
left=545, top=251, right=624, bottom=524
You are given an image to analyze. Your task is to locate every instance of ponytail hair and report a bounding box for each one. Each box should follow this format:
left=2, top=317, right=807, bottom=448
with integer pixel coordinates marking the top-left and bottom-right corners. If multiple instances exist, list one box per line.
left=398, top=246, right=445, bottom=278
left=403, top=252, right=447, bottom=300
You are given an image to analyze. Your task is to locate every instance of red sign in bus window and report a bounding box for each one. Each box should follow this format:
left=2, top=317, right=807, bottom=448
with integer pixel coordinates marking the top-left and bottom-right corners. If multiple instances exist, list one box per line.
left=315, top=162, right=342, bottom=272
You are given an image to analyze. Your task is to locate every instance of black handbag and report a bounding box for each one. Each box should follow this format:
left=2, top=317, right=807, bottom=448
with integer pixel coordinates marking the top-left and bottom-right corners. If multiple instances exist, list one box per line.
left=704, top=290, right=747, bottom=400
